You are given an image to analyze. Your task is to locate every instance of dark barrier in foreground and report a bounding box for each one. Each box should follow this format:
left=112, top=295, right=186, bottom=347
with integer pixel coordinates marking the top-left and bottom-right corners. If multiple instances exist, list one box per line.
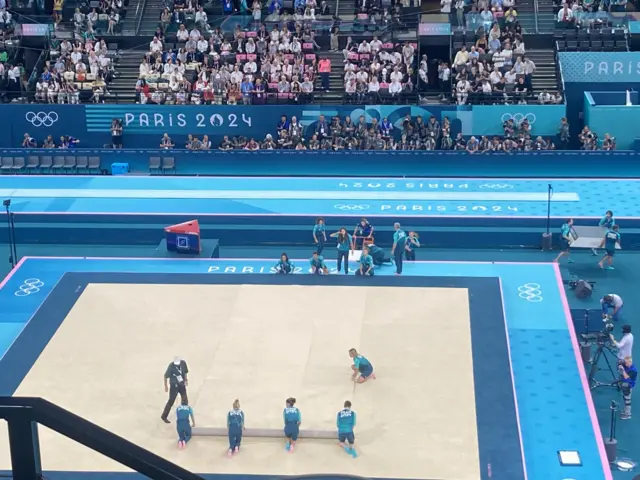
left=0, top=149, right=639, bottom=177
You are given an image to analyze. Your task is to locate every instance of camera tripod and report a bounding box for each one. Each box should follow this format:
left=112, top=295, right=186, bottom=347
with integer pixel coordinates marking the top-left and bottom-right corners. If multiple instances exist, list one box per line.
left=588, top=341, right=620, bottom=391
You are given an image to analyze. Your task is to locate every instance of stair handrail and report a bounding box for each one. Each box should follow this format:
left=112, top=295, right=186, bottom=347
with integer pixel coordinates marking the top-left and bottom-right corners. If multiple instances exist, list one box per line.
left=533, top=0, right=540, bottom=33
left=335, top=0, right=340, bottom=19
left=0, top=396, right=203, bottom=480
left=135, top=0, right=149, bottom=36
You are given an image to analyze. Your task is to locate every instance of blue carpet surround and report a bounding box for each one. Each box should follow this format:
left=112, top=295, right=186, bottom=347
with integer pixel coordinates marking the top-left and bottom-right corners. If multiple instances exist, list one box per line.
left=1, top=176, right=640, bottom=248
left=0, top=258, right=613, bottom=480
left=0, top=273, right=524, bottom=480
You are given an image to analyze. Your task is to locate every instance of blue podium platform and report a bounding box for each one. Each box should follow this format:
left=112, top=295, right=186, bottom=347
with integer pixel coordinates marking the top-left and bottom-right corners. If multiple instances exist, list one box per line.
left=154, top=239, right=219, bottom=258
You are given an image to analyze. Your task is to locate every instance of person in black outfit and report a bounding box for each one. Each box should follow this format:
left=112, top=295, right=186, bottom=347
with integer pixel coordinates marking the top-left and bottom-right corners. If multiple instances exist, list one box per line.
left=161, top=356, right=189, bottom=423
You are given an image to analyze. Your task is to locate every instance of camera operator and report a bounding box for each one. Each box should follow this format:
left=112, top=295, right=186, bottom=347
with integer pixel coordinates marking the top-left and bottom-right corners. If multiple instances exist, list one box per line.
left=111, top=118, right=123, bottom=149
left=618, top=356, right=637, bottom=420
left=610, top=325, right=633, bottom=362
left=601, top=294, right=624, bottom=322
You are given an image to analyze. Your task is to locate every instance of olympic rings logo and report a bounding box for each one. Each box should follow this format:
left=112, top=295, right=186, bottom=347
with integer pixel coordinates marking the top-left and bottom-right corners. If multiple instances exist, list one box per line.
left=479, top=184, right=514, bottom=189
left=334, top=204, right=370, bottom=211
left=25, top=111, right=59, bottom=127
left=15, top=278, right=45, bottom=297
left=501, top=113, right=536, bottom=124
left=518, top=283, right=543, bottom=302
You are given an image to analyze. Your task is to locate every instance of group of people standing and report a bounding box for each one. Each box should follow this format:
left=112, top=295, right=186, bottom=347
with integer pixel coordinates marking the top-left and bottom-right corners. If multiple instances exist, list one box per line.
left=274, top=218, right=420, bottom=276
left=162, top=349, right=376, bottom=456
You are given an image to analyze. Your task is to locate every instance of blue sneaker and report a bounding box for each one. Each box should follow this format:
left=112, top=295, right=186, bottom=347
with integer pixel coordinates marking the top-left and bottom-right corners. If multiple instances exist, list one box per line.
left=285, top=442, right=291, bottom=451
left=606, top=266, right=615, bottom=270
left=350, top=448, right=358, bottom=458
left=568, top=259, right=574, bottom=264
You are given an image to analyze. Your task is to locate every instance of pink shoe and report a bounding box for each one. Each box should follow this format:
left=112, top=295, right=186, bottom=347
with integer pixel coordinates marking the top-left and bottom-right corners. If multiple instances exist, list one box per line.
left=178, top=441, right=184, bottom=450
left=372, top=373, right=377, bottom=380
left=227, top=449, right=233, bottom=458
left=289, top=444, right=295, bottom=453
left=234, top=446, right=239, bottom=455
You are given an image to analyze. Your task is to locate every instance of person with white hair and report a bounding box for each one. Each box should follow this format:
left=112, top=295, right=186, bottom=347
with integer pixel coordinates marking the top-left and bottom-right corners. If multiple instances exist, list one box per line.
left=161, top=356, right=189, bottom=423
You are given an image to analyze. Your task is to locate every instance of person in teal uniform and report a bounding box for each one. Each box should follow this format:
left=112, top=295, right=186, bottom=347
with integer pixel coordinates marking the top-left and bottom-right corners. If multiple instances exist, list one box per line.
left=404, top=231, right=420, bottom=261
left=355, top=246, right=374, bottom=276
left=353, top=218, right=374, bottom=249
left=598, top=224, right=621, bottom=270
left=391, top=222, right=407, bottom=274
left=310, top=251, right=329, bottom=275
left=313, top=217, right=327, bottom=254
left=349, top=348, right=376, bottom=383
left=330, top=227, right=354, bottom=274
left=593, top=210, right=615, bottom=255
left=275, top=253, right=294, bottom=274
left=337, top=400, right=357, bottom=457
left=554, top=218, right=574, bottom=264
left=227, top=399, right=245, bottom=457
left=283, top=397, right=301, bottom=453
left=176, top=399, right=195, bottom=450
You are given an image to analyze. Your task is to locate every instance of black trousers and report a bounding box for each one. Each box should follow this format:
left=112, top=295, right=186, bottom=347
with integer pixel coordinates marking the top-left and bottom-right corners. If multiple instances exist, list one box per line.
left=162, top=383, right=188, bottom=420
left=394, top=248, right=403, bottom=274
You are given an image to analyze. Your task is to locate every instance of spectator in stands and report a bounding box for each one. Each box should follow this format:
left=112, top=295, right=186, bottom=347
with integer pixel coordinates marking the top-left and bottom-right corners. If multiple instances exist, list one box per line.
left=318, top=56, right=331, bottom=91
left=160, top=133, right=174, bottom=149
left=22, top=133, right=37, bottom=148
left=557, top=3, right=573, bottom=26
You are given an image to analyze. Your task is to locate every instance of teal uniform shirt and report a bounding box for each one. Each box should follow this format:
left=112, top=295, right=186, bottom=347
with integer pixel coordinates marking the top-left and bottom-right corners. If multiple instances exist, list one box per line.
left=405, top=237, right=420, bottom=251
left=393, top=229, right=407, bottom=248
left=227, top=408, right=245, bottom=428
left=337, top=234, right=353, bottom=251
left=275, top=260, right=294, bottom=271
left=560, top=223, right=571, bottom=239
left=359, top=254, right=373, bottom=270
left=313, top=224, right=326, bottom=236
left=604, top=229, right=620, bottom=251
left=599, top=216, right=615, bottom=229
left=337, top=408, right=357, bottom=433
left=310, top=255, right=326, bottom=268
left=176, top=404, right=192, bottom=422
left=353, top=355, right=371, bottom=371
left=283, top=407, right=301, bottom=424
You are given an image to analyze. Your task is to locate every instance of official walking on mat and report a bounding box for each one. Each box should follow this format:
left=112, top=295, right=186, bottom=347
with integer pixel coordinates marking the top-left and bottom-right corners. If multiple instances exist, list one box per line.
left=310, top=251, right=330, bottom=275
left=227, top=399, right=245, bottom=457
left=275, top=253, right=294, bottom=274
left=356, top=246, right=374, bottom=276
left=330, top=228, right=354, bottom=275
left=404, top=231, right=420, bottom=261
left=598, top=225, right=621, bottom=270
left=349, top=348, right=376, bottom=383
left=592, top=210, right=616, bottom=255
left=161, top=356, right=189, bottom=423
left=176, top=399, right=195, bottom=449
left=283, top=397, right=301, bottom=453
left=554, top=218, right=575, bottom=264
left=337, top=400, right=357, bottom=457
left=313, top=217, right=327, bottom=254
left=391, top=223, right=407, bottom=275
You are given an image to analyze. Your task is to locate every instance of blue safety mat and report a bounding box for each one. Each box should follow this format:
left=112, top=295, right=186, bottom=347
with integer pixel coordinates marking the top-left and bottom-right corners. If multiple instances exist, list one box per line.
left=0, top=176, right=636, bottom=217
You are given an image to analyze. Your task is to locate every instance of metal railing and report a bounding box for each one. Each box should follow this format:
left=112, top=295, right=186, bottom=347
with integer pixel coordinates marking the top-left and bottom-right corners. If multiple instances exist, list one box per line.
left=533, top=0, right=540, bottom=33
left=135, top=0, right=148, bottom=36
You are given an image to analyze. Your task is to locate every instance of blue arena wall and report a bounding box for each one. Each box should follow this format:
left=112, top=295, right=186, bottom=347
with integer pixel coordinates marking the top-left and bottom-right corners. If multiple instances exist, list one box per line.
left=5, top=104, right=566, bottom=149
left=558, top=52, right=640, bottom=142
left=3, top=148, right=640, bottom=176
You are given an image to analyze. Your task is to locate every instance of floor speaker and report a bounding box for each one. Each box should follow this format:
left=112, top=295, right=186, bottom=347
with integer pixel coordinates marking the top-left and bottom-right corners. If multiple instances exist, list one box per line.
left=575, top=280, right=593, bottom=299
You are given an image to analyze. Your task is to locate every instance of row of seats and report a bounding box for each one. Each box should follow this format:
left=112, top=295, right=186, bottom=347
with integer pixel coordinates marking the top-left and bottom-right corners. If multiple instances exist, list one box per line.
left=556, top=39, right=627, bottom=52
left=149, top=156, right=176, bottom=174
left=0, top=155, right=102, bottom=174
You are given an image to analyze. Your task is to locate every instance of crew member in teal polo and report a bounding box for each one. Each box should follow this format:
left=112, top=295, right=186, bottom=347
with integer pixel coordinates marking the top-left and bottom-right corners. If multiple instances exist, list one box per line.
left=275, top=253, right=294, bottom=274
left=598, top=224, right=621, bottom=270
left=356, top=246, right=374, bottom=276
left=310, top=251, right=330, bottom=275
left=554, top=218, right=574, bottom=264
left=593, top=210, right=616, bottom=255
left=391, top=222, right=407, bottom=274
left=283, top=397, right=301, bottom=453
left=337, top=400, right=357, bottom=457
left=330, top=227, right=354, bottom=275
left=313, top=217, right=327, bottom=254
left=176, top=399, right=195, bottom=450
left=227, top=399, right=245, bottom=457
